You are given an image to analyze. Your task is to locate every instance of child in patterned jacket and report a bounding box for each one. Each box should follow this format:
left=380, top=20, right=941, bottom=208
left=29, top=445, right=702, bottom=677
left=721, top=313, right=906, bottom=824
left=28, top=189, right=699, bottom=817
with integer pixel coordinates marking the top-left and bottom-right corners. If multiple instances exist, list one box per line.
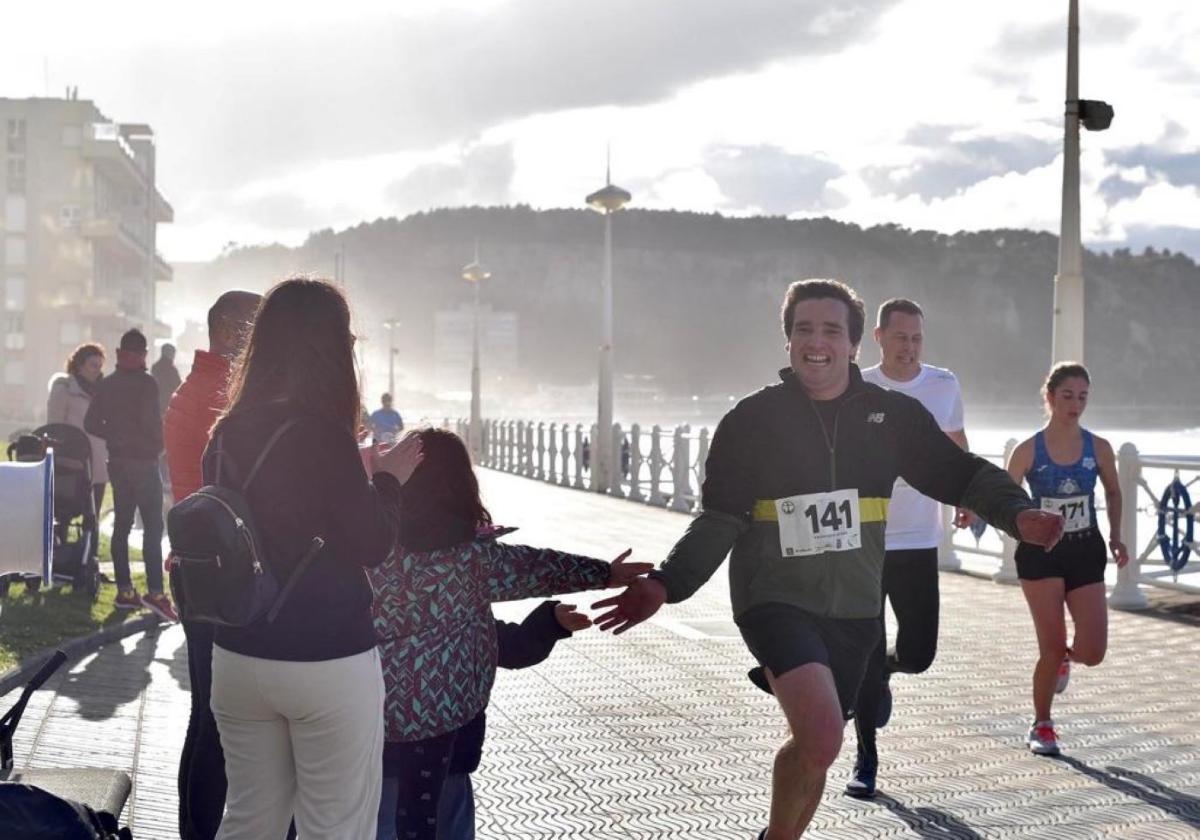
left=368, top=428, right=649, bottom=840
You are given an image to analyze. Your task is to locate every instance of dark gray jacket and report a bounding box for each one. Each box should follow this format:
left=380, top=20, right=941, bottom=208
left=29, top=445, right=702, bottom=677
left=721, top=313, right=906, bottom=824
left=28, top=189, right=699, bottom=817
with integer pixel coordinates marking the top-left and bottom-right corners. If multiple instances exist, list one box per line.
left=83, top=367, right=163, bottom=462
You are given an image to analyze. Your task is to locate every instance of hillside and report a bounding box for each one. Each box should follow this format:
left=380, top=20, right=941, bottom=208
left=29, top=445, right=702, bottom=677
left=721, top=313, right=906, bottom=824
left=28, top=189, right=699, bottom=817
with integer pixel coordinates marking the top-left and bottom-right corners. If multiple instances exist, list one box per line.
left=164, top=206, right=1199, bottom=414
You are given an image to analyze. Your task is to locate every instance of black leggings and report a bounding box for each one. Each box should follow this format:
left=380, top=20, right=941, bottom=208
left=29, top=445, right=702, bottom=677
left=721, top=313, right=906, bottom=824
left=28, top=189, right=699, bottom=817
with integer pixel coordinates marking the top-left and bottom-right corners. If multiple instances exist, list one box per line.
left=854, top=548, right=939, bottom=764
left=383, top=730, right=458, bottom=840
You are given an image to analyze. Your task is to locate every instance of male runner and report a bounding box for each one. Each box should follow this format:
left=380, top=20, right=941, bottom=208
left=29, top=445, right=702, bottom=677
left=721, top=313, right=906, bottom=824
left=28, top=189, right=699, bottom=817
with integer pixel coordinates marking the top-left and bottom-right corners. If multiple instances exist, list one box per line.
left=593, top=279, right=1063, bottom=839
left=846, top=298, right=970, bottom=797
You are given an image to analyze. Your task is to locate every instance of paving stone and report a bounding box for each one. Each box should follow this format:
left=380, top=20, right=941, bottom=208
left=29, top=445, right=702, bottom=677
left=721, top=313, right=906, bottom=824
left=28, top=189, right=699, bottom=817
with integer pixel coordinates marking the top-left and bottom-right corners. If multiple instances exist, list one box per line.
left=3, top=468, right=1198, bottom=838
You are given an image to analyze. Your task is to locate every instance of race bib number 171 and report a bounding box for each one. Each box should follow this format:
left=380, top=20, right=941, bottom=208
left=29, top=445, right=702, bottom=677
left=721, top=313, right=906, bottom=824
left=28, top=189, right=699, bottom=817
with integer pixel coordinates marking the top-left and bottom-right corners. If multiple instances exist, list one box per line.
left=775, top=489, right=862, bottom=557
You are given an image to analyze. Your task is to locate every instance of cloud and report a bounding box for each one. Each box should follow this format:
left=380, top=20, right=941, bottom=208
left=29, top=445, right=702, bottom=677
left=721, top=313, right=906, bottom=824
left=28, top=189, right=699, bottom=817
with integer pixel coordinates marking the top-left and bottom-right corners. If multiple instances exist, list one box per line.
left=74, top=0, right=899, bottom=197
left=703, top=145, right=845, bottom=214
left=995, top=11, right=1138, bottom=57
left=863, top=130, right=1058, bottom=200
left=385, top=142, right=516, bottom=214
left=1090, top=225, right=1200, bottom=260
left=1106, top=145, right=1200, bottom=190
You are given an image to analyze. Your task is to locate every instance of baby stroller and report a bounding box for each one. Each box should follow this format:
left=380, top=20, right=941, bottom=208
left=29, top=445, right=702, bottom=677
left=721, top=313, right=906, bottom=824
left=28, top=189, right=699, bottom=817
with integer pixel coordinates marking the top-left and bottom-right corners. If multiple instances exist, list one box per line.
left=4, top=423, right=101, bottom=600
left=0, top=650, right=133, bottom=838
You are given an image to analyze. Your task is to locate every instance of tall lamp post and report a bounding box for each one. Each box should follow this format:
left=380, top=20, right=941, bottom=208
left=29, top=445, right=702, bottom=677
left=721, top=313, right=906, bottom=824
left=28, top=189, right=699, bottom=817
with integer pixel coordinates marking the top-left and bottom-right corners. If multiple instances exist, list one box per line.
left=1052, top=0, right=1113, bottom=363
left=382, top=317, right=401, bottom=398
left=585, top=162, right=631, bottom=493
left=462, top=245, right=490, bottom=461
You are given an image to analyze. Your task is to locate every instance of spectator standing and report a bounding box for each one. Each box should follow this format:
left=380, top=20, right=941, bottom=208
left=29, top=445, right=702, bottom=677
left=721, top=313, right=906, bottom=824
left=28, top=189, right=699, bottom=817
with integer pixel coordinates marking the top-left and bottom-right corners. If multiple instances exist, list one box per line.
left=203, top=277, right=421, bottom=840
left=47, top=343, right=109, bottom=526
left=84, top=328, right=177, bottom=622
left=163, top=290, right=260, bottom=840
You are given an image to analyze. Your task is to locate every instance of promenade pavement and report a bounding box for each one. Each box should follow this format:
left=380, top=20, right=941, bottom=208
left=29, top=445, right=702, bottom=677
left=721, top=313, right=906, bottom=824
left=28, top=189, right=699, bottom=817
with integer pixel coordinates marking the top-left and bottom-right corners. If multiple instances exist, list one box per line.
left=4, top=468, right=1200, bottom=839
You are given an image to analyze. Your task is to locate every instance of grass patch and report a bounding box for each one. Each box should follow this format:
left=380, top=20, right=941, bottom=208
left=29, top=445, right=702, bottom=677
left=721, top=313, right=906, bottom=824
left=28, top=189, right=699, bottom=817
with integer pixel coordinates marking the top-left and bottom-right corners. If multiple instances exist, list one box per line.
left=0, top=573, right=150, bottom=673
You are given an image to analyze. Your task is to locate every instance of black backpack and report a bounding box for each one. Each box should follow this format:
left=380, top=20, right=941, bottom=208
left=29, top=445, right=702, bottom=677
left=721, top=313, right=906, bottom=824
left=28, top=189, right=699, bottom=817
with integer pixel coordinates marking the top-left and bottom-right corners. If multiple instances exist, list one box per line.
left=167, top=419, right=324, bottom=627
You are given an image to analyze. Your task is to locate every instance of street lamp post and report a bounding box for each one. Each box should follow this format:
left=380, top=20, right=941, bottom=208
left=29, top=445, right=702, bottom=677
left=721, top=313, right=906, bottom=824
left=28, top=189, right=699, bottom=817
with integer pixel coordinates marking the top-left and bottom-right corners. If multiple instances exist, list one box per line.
left=1052, top=0, right=1113, bottom=364
left=382, top=317, right=400, bottom=398
left=462, top=245, right=490, bottom=462
left=585, top=161, right=632, bottom=494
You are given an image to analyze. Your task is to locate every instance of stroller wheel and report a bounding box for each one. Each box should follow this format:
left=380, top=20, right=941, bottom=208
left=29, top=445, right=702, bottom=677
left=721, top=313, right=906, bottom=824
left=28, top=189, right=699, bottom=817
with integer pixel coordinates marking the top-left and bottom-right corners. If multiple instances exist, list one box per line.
left=24, top=577, right=42, bottom=594
left=86, top=566, right=100, bottom=600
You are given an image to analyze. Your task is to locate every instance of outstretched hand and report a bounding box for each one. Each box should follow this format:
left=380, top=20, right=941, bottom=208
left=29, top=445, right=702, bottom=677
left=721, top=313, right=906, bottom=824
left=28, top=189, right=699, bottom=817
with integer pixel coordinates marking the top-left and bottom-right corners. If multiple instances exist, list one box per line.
left=375, top=434, right=424, bottom=485
left=605, top=549, right=653, bottom=588
left=553, top=602, right=593, bottom=632
left=592, top=576, right=667, bottom=635
left=1016, top=508, right=1065, bottom=552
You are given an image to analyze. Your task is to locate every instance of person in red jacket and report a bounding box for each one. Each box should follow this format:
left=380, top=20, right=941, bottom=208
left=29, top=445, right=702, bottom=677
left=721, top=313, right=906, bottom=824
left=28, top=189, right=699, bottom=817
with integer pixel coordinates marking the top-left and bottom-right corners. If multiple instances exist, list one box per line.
left=163, top=289, right=260, bottom=840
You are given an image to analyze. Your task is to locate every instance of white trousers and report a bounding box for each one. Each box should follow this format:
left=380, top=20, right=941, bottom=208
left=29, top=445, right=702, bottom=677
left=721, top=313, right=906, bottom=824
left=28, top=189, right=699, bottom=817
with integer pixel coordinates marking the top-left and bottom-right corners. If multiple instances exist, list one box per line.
left=211, top=645, right=385, bottom=840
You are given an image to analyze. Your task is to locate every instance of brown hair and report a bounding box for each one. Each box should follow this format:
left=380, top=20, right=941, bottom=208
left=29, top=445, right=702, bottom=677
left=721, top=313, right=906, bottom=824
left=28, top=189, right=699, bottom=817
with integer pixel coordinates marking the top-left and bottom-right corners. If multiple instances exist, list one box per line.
left=1044, top=361, right=1090, bottom=395
left=65, top=343, right=105, bottom=375
left=877, top=298, right=924, bottom=330
left=218, top=277, right=361, bottom=436
left=780, top=279, right=866, bottom=345
left=398, top=428, right=492, bottom=551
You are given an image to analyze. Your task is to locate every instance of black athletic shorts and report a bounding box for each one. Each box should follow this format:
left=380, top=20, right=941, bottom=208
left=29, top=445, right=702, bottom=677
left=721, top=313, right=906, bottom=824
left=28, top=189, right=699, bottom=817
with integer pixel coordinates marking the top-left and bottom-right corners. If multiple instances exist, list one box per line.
left=1016, top=529, right=1107, bottom=592
left=736, top=602, right=880, bottom=719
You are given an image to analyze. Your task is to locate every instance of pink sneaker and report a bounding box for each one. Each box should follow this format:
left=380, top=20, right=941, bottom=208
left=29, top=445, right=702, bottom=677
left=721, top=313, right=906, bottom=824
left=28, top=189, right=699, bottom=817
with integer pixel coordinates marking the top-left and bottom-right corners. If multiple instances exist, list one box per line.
left=142, top=592, right=179, bottom=623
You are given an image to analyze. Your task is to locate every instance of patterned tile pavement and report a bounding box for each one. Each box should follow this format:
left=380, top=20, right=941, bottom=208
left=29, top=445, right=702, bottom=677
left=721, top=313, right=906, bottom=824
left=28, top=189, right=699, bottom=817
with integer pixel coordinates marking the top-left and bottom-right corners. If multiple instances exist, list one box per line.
left=4, top=468, right=1199, bottom=838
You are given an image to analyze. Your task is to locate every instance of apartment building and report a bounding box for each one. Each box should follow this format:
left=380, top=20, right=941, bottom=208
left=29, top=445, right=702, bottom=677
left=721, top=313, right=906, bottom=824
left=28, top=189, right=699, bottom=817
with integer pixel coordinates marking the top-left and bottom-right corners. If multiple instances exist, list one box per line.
left=0, top=93, right=172, bottom=421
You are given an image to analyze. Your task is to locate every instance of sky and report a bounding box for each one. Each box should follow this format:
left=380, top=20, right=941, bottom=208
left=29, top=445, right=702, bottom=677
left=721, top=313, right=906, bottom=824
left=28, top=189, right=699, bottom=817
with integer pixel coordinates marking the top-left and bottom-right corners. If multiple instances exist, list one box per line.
left=3, top=0, right=1199, bottom=262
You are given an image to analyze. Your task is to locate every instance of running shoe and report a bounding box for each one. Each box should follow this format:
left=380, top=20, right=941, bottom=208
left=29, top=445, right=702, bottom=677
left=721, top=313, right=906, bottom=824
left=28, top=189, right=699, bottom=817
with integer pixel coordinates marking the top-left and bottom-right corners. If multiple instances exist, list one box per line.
left=1055, top=657, right=1071, bottom=694
left=142, top=592, right=179, bottom=623
left=876, top=671, right=893, bottom=728
left=844, top=757, right=878, bottom=798
left=114, top=589, right=142, bottom=610
left=1027, top=720, right=1060, bottom=756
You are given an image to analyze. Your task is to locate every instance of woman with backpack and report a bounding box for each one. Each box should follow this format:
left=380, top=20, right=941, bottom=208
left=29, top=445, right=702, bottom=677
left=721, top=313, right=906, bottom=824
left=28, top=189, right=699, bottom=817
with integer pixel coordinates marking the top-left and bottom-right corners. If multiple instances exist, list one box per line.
left=200, top=277, right=421, bottom=839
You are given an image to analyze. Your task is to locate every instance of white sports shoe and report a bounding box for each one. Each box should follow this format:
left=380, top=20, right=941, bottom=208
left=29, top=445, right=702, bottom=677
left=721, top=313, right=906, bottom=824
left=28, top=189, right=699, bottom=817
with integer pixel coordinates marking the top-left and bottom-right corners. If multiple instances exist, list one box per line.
left=1028, top=720, right=1060, bottom=756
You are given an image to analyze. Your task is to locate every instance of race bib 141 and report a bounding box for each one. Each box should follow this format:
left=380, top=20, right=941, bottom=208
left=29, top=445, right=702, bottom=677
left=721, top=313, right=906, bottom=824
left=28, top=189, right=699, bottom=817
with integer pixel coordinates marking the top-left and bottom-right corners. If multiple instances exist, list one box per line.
left=775, top=489, right=862, bottom=557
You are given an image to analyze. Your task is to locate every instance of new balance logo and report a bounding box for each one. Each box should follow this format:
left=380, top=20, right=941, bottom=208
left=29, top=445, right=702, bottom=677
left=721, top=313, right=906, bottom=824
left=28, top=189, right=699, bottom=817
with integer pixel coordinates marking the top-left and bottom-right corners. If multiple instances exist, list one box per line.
left=867, top=412, right=886, bottom=424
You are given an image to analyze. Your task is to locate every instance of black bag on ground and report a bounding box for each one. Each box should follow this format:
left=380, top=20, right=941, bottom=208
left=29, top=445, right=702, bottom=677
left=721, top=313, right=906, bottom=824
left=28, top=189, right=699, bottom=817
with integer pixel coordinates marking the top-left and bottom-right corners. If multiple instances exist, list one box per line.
left=0, top=782, right=132, bottom=839
left=167, top=419, right=324, bottom=627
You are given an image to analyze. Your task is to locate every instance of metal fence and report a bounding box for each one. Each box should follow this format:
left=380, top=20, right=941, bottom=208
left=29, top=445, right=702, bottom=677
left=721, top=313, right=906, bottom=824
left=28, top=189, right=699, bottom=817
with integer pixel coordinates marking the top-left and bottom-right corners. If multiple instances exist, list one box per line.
left=452, top=418, right=1199, bottom=607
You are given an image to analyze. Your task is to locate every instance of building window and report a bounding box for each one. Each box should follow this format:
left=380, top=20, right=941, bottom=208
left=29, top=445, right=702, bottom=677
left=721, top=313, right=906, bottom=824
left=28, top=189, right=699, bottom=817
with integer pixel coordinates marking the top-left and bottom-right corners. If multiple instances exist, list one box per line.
left=6, top=119, right=26, bottom=154
left=4, top=312, right=25, bottom=350
left=4, top=235, right=26, bottom=267
left=5, top=159, right=25, bottom=193
left=59, top=205, right=82, bottom=229
left=4, top=360, right=25, bottom=385
left=4, top=195, right=27, bottom=232
left=4, top=275, right=26, bottom=311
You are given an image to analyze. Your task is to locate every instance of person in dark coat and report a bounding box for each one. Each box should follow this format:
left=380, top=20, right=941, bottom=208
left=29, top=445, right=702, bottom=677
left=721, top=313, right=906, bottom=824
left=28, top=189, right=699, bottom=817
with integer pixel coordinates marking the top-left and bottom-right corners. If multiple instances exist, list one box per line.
left=84, top=328, right=177, bottom=622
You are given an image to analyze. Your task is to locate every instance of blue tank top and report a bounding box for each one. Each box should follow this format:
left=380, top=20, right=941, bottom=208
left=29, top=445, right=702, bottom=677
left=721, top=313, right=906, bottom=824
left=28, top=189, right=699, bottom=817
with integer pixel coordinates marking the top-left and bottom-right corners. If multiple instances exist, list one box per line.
left=1027, top=429, right=1099, bottom=533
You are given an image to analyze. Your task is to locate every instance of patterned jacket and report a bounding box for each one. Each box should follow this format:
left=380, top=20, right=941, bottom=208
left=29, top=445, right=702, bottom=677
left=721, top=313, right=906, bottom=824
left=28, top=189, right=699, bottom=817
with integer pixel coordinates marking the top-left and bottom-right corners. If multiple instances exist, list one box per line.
left=368, top=540, right=609, bottom=742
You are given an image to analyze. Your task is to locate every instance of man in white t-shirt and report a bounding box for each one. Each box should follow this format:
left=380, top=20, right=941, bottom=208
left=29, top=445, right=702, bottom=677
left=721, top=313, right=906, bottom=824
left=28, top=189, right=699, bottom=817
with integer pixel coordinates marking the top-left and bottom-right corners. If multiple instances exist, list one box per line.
left=848, top=298, right=970, bottom=799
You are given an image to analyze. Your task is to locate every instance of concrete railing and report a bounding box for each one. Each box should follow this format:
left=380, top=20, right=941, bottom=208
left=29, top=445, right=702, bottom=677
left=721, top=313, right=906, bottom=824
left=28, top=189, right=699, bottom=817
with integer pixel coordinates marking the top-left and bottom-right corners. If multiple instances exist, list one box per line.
left=452, top=419, right=1197, bottom=607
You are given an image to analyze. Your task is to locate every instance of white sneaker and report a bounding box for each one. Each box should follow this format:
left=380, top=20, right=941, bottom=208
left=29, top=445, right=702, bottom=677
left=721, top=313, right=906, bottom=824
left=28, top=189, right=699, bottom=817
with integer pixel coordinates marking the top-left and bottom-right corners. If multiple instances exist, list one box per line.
left=1055, top=658, right=1071, bottom=694
left=1028, top=720, right=1060, bottom=756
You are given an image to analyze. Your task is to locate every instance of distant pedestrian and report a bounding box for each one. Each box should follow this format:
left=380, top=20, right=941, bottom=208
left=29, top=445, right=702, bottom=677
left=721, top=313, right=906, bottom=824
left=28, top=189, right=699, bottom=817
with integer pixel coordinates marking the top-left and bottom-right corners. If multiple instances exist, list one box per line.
left=370, top=393, right=404, bottom=443
left=84, top=328, right=177, bottom=622
left=47, top=343, right=109, bottom=529
left=152, top=343, right=183, bottom=416
left=163, top=290, right=260, bottom=840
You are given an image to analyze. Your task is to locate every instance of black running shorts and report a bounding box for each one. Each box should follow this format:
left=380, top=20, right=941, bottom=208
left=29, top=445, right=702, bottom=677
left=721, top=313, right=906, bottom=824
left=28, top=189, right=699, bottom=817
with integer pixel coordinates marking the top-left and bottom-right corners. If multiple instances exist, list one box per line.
left=1015, top=529, right=1107, bottom=592
left=736, top=602, right=880, bottom=719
